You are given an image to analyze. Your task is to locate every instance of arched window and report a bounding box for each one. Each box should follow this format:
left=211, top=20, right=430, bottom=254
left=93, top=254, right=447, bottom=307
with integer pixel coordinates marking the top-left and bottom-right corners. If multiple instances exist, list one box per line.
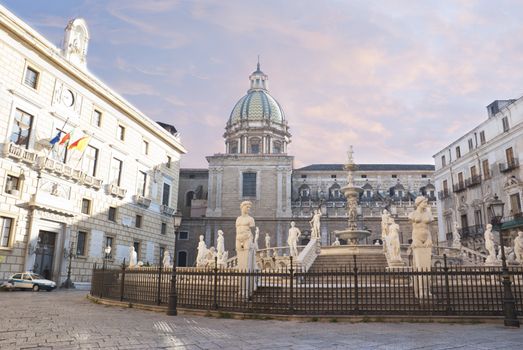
left=186, top=191, right=194, bottom=207
left=177, top=251, right=187, bottom=267
left=249, top=137, right=261, bottom=154
left=298, top=184, right=310, bottom=199
left=273, top=141, right=282, bottom=154
left=229, top=141, right=238, bottom=154
left=329, top=183, right=341, bottom=200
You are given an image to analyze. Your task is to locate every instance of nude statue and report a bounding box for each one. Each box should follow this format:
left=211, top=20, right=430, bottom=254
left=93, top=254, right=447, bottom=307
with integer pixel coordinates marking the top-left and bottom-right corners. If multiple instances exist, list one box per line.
left=235, top=201, right=255, bottom=252
left=196, top=235, right=207, bottom=267
left=452, top=221, right=461, bottom=248
left=514, top=231, right=523, bottom=264
left=484, top=224, right=497, bottom=263
left=217, top=230, right=225, bottom=259
left=129, top=246, right=138, bottom=268
left=387, top=217, right=402, bottom=262
left=309, top=209, right=322, bottom=240
left=408, top=196, right=433, bottom=248
left=381, top=209, right=391, bottom=254
left=265, top=233, right=271, bottom=249
left=332, top=237, right=341, bottom=246
left=287, top=221, right=301, bottom=257
left=253, top=227, right=260, bottom=251
left=162, top=250, right=171, bottom=268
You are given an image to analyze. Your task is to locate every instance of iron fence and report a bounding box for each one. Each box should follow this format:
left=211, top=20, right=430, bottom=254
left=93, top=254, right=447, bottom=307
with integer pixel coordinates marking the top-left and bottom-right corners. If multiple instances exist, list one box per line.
left=90, top=260, right=523, bottom=316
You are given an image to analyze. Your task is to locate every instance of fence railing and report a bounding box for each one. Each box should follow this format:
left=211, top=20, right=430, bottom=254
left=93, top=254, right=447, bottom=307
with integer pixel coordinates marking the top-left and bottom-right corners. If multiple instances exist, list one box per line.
left=90, top=261, right=523, bottom=317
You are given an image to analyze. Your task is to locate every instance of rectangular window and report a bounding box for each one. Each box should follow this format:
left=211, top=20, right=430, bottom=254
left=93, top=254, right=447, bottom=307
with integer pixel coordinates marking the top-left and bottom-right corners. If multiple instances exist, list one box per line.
left=506, top=147, right=515, bottom=165
left=92, top=109, right=102, bottom=127
left=135, top=215, right=142, bottom=228
left=110, top=158, right=123, bottom=186
left=361, top=174, right=367, bottom=178
left=0, top=217, right=13, bottom=248
left=502, top=116, right=510, bottom=132
left=166, top=155, right=172, bottom=169
left=242, top=172, right=257, bottom=197
left=76, top=231, right=87, bottom=256
left=479, top=131, right=486, bottom=145
left=179, top=231, right=189, bottom=240
left=456, top=146, right=461, bottom=159
left=10, top=109, right=34, bottom=148
left=4, top=175, right=20, bottom=195
left=391, top=174, right=397, bottom=178
left=301, top=174, right=307, bottom=179
left=105, top=236, right=114, bottom=254
left=482, top=159, right=490, bottom=179
left=162, top=182, right=171, bottom=206
left=133, top=241, right=140, bottom=260
left=470, top=165, right=477, bottom=178
left=142, top=140, right=149, bottom=155
left=117, top=125, right=125, bottom=141
left=468, top=138, right=473, bottom=151
left=474, top=210, right=483, bottom=227
left=82, top=146, right=98, bottom=177
left=81, top=198, right=91, bottom=215
left=159, top=246, right=165, bottom=262
left=161, top=222, right=167, bottom=235
left=443, top=179, right=448, bottom=193
left=441, top=155, right=446, bottom=167
left=511, top=194, right=522, bottom=215
left=24, top=66, right=39, bottom=89
left=108, top=207, right=117, bottom=222
left=421, top=174, right=427, bottom=178
left=331, top=174, right=337, bottom=179
left=137, top=171, right=147, bottom=196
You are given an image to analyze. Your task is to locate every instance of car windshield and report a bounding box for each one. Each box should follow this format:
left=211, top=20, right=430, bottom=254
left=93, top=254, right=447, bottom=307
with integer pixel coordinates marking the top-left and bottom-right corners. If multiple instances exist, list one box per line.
left=30, top=273, right=44, bottom=279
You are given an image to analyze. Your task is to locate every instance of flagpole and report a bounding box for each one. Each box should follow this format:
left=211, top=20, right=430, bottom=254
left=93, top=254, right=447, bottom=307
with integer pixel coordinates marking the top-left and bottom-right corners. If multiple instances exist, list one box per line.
left=51, top=117, right=70, bottom=153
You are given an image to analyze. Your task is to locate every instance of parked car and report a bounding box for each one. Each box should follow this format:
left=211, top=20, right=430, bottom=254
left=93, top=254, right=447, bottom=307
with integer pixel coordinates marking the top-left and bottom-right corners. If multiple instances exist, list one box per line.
left=6, top=272, right=56, bottom=291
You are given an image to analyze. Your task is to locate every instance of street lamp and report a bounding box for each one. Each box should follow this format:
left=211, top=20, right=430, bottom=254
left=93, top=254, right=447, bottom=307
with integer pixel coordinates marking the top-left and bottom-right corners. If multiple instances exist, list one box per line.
left=103, top=245, right=112, bottom=270
left=167, top=211, right=183, bottom=316
left=488, top=194, right=520, bottom=328
left=62, top=235, right=76, bottom=289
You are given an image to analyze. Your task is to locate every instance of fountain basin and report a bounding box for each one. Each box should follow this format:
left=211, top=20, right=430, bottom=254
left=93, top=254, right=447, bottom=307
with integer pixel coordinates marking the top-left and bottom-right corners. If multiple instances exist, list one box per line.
left=334, top=229, right=371, bottom=245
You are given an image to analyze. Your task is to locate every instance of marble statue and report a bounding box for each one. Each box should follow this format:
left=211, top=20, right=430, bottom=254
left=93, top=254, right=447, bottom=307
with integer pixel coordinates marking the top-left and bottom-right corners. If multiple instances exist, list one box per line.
left=287, top=222, right=301, bottom=257
left=387, top=217, right=402, bottom=263
left=347, top=198, right=358, bottom=229
left=408, top=196, right=433, bottom=298
left=309, top=209, right=322, bottom=240
left=253, top=227, right=260, bottom=251
left=162, top=251, right=171, bottom=268
left=514, top=231, right=523, bottom=264
left=265, top=233, right=271, bottom=249
left=497, top=245, right=516, bottom=263
left=273, top=248, right=279, bottom=257
left=381, top=209, right=391, bottom=255
left=332, top=237, right=341, bottom=246
left=452, top=221, right=461, bottom=248
left=235, top=201, right=255, bottom=270
left=484, top=224, right=498, bottom=265
left=206, top=247, right=217, bottom=264
left=196, top=235, right=208, bottom=267
left=129, top=246, right=138, bottom=268
left=217, top=230, right=225, bottom=260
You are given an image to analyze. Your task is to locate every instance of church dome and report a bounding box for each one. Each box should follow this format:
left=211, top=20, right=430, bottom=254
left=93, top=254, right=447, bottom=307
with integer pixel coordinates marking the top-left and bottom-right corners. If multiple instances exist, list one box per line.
left=228, top=63, right=285, bottom=124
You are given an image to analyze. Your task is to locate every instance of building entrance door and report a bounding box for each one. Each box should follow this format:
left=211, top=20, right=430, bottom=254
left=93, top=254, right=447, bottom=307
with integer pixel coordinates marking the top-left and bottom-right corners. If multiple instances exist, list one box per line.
left=33, top=230, right=57, bottom=280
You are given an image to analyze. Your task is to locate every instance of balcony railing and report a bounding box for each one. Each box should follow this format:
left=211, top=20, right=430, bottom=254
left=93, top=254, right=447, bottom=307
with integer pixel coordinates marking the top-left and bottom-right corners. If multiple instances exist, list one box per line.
left=499, top=158, right=519, bottom=173
left=4, top=142, right=38, bottom=164
left=501, top=212, right=523, bottom=230
left=133, top=194, right=152, bottom=208
left=160, top=204, right=176, bottom=216
left=107, top=184, right=127, bottom=199
left=465, top=175, right=482, bottom=188
left=452, top=182, right=466, bottom=193
left=438, top=190, right=451, bottom=200
left=458, top=225, right=485, bottom=239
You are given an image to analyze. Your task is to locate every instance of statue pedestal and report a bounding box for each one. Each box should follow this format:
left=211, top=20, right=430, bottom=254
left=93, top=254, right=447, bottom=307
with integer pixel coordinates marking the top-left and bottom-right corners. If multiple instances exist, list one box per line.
left=412, top=247, right=432, bottom=299
left=484, top=255, right=501, bottom=266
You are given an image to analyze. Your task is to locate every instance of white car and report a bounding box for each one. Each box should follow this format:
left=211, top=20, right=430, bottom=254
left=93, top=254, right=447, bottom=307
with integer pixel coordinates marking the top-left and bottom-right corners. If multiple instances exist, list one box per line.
left=6, top=272, right=56, bottom=292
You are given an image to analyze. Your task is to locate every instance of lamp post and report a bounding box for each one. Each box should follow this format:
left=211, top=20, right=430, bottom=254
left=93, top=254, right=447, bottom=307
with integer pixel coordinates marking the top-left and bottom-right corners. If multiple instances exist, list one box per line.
left=103, top=245, right=112, bottom=270
left=167, top=211, right=183, bottom=316
left=62, top=234, right=76, bottom=289
left=488, top=194, right=520, bottom=328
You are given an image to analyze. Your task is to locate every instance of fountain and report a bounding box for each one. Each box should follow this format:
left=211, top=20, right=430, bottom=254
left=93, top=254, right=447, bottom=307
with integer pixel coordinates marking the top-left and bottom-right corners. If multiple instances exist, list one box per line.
left=333, top=146, right=371, bottom=245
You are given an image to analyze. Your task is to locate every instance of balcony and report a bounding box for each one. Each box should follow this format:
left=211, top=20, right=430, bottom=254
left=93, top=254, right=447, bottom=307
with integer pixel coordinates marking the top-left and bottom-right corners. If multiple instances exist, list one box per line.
left=107, top=184, right=127, bottom=199
left=502, top=212, right=523, bottom=230
left=452, top=182, right=466, bottom=193
left=133, top=194, right=152, bottom=208
left=438, top=190, right=451, bottom=200
left=499, top=158, right=519, bottom=173
left=459, top=225, right=485, bottom=239
left=465, top=175, right=482, bottom=188
left=4, top=142, right=38, bottom=164
left=160, top=204, right=176, bottom=216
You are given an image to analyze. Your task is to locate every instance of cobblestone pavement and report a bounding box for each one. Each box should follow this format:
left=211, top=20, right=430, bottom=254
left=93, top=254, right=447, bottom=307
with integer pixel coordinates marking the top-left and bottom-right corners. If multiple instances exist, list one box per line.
left=1, top=290, right=522, bottom=349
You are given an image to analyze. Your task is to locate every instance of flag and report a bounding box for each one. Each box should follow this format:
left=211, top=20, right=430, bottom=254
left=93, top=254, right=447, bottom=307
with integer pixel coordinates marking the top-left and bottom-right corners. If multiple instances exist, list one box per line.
left=67, top=136, right=90, bottom=151
left=59, top=129, right=74, bottom=145
left=49, top=131, right=62, bottom=145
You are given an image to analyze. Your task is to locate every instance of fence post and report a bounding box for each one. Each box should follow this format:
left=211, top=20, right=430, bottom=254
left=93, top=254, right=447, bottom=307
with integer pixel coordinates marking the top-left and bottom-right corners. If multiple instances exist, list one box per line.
left=157, top=262, right=163, bottom=305
left=353, top=255, right=359, bottom=314
left=120, top=259, right=126, bottom=302
left=100, top=260, right=105, bottom=299
left=213, top=256, right=218, bottom=310
left=289, top=256, right=294, bottom=313
left=443, top=254, right=452, bottom=314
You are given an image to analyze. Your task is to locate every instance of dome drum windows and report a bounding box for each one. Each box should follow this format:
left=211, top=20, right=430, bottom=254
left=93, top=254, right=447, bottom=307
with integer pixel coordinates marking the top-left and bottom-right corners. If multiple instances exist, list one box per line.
left=249, top=137, right=261, bottom=154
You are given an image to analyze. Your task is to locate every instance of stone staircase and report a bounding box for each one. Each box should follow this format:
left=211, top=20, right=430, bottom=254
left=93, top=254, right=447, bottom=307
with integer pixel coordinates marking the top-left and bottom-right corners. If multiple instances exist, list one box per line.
left=308, top=248, right=388, bottom=272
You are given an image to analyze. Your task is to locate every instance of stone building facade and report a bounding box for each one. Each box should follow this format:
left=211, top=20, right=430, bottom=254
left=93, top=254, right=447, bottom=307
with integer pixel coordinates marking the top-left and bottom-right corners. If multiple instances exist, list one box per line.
left=0, top=7, right=186, bottom=284
left=176, top=65, right=437, bottom=266
left=433, top=98, right=523, bottom=250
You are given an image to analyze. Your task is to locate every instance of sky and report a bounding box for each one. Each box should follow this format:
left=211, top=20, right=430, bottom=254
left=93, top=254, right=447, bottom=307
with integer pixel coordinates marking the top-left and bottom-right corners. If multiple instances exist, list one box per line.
left=3, top=0, right=523, bottom=168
